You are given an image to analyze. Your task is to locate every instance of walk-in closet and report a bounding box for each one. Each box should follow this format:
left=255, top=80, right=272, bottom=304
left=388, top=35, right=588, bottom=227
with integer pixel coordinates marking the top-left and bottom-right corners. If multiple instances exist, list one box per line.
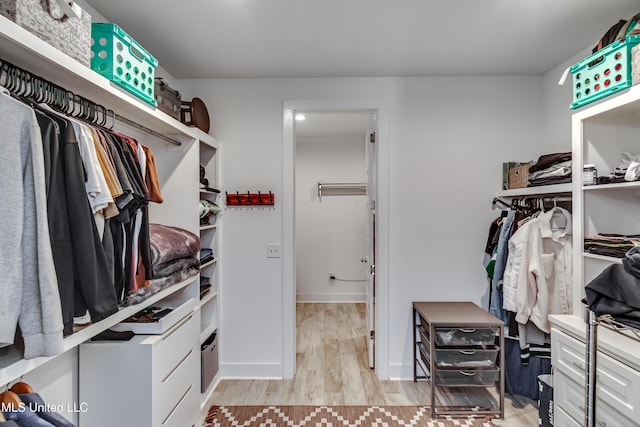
left=1, top=1, right=640, bottom=426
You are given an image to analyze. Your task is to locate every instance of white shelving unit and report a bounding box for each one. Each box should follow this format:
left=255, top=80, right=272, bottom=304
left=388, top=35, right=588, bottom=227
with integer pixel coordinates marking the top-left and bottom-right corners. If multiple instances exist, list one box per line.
left=0, top=13, right=220, bottom=425
left=550, top=85, right=640, bottom=427
left=198, top=138, right=221, bottom=408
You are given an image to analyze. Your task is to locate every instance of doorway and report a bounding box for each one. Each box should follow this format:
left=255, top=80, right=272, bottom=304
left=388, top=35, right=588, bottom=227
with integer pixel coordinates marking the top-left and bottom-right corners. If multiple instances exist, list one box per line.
left=294, top=111, right=374, bottom=373
left=283, top=101, right=388, bottom=380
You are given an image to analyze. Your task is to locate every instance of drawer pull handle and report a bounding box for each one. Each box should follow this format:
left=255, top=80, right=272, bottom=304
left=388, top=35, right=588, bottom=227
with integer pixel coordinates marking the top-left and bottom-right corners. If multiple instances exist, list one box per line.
left=571, top=361, right=585, bottom=371
left=579, top=405, right=585, bottom=411
left=459, top=371, right=476, bottom=376
left=459, top=350, right=477, bottom=355
left=162, top=313, right=193, bottom=341
left=162, top=349, right=193, bottom=383
left=161, top=384, right=193, bottom=425
left=597, top=421, right=607, bottom=427
left=459, top=328, right=476, bottom=333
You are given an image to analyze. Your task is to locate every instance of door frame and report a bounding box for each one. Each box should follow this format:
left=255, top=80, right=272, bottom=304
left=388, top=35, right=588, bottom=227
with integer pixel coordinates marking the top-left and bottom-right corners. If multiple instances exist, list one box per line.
left=282, top=100, right=390, bottom=379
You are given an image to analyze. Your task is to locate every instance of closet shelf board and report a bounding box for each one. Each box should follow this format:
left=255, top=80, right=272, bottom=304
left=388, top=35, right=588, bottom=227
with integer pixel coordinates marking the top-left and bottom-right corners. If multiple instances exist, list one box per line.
left=200, top=290, right=218, bottom=307
left=496, top=183, right=572, bottom=197
left=572, top=84, right=640, bottom=123
left=200, top=259, right=217, bottom=269
left=0, top=276, right=198, bottom=385
left=200, top=323, right=218, bottom=344
left=583, top=182, right=640, bottom=191
left=583, top=252, right=623, bottom=264
left=200, top=224, right=218, bottom=231
left=0, top=14, right=218, bottom=148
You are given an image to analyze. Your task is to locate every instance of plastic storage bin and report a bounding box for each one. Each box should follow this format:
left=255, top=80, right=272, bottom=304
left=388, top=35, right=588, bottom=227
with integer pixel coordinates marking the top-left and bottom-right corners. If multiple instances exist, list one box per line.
left=435, top=348, right=498, bottom=368
left=570, top=34, right=640, bottom=109
left=201, top=331, right=218, bottom=392
left=435, top=328, right=497, bottom=347
left=435, top=368, right=499, bottom=387
left=90, top=23, right=158, bottom=106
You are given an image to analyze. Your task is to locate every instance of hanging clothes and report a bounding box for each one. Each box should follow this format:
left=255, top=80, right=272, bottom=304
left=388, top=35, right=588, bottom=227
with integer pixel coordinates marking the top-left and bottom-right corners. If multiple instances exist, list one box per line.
left=0, top=92, right=64, bottom=359
left=35, top=106, right=119, bottom=334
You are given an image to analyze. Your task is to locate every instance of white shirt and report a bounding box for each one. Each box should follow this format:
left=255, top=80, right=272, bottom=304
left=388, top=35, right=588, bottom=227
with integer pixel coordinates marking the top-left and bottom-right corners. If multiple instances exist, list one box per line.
left=508, top=207, right=572, bottom=333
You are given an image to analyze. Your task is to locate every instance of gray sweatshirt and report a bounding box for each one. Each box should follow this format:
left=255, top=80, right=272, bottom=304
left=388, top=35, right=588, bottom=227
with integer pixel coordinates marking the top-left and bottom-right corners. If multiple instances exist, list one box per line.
left=0, top=93, right=64, bottom=359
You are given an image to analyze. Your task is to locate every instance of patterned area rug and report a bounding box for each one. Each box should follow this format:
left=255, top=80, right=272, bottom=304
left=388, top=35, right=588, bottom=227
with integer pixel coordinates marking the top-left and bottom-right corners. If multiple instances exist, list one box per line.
left=203, top=406, right=498, bottom=426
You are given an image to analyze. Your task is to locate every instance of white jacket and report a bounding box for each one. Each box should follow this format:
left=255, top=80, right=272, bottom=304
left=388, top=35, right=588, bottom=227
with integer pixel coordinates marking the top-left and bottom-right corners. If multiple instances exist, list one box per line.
left=503, top=207, right=572, bottom=333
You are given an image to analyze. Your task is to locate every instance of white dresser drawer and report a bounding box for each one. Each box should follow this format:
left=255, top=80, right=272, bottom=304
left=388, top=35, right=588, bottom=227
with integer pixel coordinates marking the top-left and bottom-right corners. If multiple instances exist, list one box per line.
left=161, top=382, right=199, bottom=427
left=556, top=406, right=582, bottom=427
left=552, top=328, right=640, bottom=424
left=154, top=311, right=198, bottom=379
left=155, top=347, right=198, bottom=424
left=595, top=400, right=638, bottom=427
left=596, top=351, right=640, bottom=422
left=551, top=327, right=586, bottom=378
left=555, top=370, right=585, bottom=424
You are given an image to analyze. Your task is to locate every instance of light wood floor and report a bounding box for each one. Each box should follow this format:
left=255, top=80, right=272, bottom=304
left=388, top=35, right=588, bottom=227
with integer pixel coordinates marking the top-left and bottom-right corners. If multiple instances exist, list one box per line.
left=206, top=303, right=538, bottom=425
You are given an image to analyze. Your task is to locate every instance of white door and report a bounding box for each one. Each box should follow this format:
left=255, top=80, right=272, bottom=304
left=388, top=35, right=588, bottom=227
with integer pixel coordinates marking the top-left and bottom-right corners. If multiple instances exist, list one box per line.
left=365, top=113, right=377, bottom=369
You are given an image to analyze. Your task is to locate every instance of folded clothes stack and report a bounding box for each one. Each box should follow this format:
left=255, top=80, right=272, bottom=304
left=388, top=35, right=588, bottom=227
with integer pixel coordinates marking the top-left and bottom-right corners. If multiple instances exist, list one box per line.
left=124, top=224, right=200, bottom=305
left=527, top=152, right=572, bottom=187
left=584, top=234, right=640, bottom=258
left=200, top=248, right=214, bottom=265
left=597, top=152, right=640, bottom=184
left=200, top=275, right=212, bottom=298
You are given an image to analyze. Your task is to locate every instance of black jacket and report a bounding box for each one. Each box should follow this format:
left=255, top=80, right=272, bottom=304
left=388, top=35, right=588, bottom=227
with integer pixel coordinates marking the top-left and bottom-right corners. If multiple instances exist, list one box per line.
left=585, top=246, right=640, bottom=327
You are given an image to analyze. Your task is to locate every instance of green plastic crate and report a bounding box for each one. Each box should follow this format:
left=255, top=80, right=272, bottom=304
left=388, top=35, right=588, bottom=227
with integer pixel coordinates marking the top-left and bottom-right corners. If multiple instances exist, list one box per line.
left=570, top=34, right=640, bottom=109
left=91, top=23, right=158, bottom=107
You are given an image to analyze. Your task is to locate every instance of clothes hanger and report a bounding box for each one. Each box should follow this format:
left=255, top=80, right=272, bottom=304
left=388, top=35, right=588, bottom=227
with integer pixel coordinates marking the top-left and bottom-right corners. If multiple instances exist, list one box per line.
left=10, top=381, right=34, bottom=394
left=0, top=390, right=22, bottom=411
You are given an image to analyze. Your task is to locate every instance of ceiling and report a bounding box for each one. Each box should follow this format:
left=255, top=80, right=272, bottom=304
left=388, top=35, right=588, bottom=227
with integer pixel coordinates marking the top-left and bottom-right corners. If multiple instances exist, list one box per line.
left=84, top=0, right=640, bottom=79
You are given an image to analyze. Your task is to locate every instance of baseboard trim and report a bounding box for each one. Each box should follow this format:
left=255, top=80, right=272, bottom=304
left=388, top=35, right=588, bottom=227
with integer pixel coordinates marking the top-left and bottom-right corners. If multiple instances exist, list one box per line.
left=388, top=363, right=414, bottom=381
left=296, top=293, right=365, bottom=303
left=220, top=362, right=284, bottom=379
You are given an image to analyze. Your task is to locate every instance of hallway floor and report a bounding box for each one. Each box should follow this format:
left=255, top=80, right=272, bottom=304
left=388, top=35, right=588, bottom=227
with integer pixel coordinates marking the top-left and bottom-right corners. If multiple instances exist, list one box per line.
left=206, top=303, right=538, bottom=425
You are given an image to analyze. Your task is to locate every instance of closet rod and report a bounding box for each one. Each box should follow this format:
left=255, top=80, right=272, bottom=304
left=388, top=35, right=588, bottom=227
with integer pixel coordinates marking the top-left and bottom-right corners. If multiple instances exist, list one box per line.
left=317, top=182, right=367, bottom=201
left=0, top=57, right=181, bottom=147
left=113, top=113, right=182, bottom=147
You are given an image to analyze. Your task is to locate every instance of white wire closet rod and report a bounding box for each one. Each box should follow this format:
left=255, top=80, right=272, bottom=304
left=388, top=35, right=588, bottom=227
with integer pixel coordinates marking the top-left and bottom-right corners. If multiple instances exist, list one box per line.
left=317, top=182, right=367, bottom=201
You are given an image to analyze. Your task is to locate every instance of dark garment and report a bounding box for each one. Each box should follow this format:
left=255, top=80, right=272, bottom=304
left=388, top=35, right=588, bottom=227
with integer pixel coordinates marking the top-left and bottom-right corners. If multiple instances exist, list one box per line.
left=585, top=246, right=640, bottom=322
left=40, top=112, right=118, bottom=328
left=17, top=394, right=75, bottom=427
left=35, top=112, right=75, bottom=336
left=598, top=175, right=626, bottom=185
left=484, top=218, right=501, bottom=256
left=528, top=152, right=572, bottom=173
left=592, top=19, right=627, bottom=53
left=584, top=234, right=639, bottom=258
left=90, top=329, right=135, bottom=341
left=503, top=337, right=551, bottom=401
left=99, top=132, right=150, bottom=298
left=3, top=406, right=55, bottom=427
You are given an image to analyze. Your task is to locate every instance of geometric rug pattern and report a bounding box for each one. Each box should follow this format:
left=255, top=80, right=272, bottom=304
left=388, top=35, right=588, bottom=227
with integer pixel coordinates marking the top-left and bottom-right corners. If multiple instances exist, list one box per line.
left=203, top=406, right=498, bottom=427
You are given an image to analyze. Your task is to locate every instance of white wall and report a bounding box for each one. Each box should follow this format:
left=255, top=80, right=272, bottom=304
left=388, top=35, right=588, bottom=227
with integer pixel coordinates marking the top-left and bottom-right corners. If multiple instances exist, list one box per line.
left=178, top=75, right=550, bottom=379
left=295, top=136, right=368, bottom=302
left=542, top=47, right=593, bottom=150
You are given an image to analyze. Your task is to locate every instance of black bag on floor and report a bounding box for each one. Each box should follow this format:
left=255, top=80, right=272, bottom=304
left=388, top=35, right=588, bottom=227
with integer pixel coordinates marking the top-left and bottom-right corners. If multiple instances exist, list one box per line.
left=538, top=374, right=554, bottom=427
